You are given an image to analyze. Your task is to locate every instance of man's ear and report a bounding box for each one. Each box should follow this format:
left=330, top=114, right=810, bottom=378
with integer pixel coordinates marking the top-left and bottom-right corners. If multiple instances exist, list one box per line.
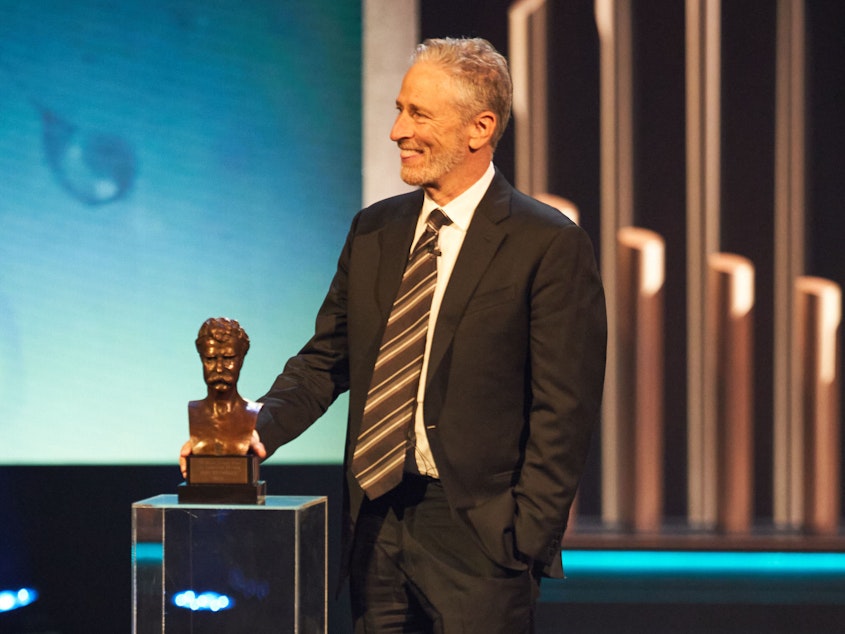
left=468, top=111, right=497, bottom=151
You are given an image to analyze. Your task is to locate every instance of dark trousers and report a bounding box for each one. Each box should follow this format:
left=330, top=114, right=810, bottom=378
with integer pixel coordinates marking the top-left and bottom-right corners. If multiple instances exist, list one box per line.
left=350, top=475, right=539, bottom=634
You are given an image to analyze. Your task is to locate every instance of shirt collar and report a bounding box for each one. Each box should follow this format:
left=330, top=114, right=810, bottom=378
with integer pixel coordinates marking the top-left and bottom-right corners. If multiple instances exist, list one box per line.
left=422, top=162, right=495, bottom=232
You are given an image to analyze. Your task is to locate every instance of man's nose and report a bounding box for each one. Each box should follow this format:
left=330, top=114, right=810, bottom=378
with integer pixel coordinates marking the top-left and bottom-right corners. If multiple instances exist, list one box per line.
left=390, top=112, right=411, bottom=142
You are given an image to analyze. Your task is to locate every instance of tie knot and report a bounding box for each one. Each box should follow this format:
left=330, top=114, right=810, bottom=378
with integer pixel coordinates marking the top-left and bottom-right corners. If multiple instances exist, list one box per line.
left=426, top=208, right=452, bottom=232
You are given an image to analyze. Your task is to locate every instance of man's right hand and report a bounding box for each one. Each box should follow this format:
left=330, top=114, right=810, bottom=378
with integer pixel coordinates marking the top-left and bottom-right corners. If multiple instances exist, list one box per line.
left=179, top=440, right=192, bottom=479
left=178, top=430, right=267, bottom=479
left=249, top=429, right=268, bottom=460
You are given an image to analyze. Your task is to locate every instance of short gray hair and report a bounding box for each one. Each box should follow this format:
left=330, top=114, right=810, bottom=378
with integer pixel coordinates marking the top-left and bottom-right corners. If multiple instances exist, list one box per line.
left=411, top=37, right=513, bottom=149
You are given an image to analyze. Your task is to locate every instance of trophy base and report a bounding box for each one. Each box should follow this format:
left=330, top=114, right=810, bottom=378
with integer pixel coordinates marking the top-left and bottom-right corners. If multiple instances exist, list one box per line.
left=186, top=454, right=260, bottom=484
left=179, top=454, right=265, bottom=504
left=177, top=480, right=267, bottom=505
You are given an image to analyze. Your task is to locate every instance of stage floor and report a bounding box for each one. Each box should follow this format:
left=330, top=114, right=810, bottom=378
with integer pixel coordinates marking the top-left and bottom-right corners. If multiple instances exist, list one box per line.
left=536, top=523, right=845, bottom=633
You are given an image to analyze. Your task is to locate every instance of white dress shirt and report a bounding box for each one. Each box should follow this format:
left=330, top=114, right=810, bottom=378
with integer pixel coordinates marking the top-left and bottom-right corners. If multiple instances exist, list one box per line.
left=409, top=162, right=496, bottom=477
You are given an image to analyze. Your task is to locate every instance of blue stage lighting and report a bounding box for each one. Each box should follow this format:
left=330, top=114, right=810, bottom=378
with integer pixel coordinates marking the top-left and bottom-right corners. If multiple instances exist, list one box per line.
left=133, top=543, right=164, bottom=563
left=562, top=550, right=845, bottom=576
left=0, top=588, right=39, bottom=613
left=172, top=590, right=233, bottom=612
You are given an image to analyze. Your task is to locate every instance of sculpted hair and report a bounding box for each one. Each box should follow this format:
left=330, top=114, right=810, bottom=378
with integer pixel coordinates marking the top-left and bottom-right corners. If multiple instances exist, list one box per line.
left=196, top=317, right=250, bottom=354
left=411, top=37, right=513, bottom=149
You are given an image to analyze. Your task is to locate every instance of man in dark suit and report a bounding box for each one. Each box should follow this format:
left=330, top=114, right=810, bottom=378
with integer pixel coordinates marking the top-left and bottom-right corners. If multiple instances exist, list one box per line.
left=183, top=37, right=606, bottom=633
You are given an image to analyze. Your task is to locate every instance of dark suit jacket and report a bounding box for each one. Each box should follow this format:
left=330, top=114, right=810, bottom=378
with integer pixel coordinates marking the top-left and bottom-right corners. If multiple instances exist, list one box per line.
left=257, top=169, right=607, bottom=578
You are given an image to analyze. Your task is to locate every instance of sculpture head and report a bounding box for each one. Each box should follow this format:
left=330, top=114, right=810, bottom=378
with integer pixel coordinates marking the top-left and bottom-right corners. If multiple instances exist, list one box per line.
left=195, top=317, right=250, bottom=395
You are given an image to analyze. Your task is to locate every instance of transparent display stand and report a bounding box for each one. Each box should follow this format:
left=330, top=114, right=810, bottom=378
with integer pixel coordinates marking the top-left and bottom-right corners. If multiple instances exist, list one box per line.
left=132, top=494, right=327, bottom=633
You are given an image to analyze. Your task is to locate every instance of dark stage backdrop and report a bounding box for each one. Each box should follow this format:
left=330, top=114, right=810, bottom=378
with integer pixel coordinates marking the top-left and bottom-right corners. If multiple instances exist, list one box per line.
left=0, top=0, right=361, bottom=466
left=420, top=0, right=845, bottom=522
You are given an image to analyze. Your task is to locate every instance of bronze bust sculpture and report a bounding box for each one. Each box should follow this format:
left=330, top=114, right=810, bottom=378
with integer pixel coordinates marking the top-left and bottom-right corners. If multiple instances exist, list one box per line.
left=188, top=317, right=262, bottom=456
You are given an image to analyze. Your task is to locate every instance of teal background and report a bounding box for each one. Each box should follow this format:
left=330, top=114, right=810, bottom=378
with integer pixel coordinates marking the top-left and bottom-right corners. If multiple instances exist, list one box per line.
left=0, top=0, right=361, bottom=464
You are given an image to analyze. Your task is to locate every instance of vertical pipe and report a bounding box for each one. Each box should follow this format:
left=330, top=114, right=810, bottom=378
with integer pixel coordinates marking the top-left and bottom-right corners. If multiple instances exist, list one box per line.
left=596, top=0, right=634, bottom=527
left=773, top=0, right=807, bottom=528
left=616, top=227, right=665, bottom=531
left=686, top=0, right=722, bottom=527
left=706, top=254, right=755, bottom=533
left=509, top=0, right=549, bottom=196
left=793, top=277, right=841, bottom=534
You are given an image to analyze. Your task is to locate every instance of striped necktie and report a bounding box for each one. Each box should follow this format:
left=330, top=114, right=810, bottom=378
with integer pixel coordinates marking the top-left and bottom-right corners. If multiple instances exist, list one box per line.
left=352, top=208, right=452, bottom=499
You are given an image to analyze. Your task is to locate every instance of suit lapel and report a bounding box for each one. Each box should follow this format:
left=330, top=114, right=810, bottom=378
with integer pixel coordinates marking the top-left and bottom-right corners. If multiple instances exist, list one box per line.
left=374, top=196, right=422, bottom=315
left=426, top=172, right=512, bottom=385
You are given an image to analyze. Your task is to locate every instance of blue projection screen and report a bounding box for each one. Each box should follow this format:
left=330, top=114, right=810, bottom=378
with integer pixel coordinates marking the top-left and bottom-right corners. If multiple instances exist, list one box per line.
left=0, top=0, right=361, bottom=464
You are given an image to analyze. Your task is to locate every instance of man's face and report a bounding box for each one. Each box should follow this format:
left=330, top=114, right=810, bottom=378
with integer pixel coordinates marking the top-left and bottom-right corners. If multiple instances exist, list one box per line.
left=198, top=338, right=243, bottom=394
left=390, top=62, right=472, bottom=191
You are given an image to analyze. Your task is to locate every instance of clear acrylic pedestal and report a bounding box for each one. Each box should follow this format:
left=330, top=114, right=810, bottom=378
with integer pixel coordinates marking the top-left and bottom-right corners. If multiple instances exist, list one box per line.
left=132, top=494, right=327, bottom=633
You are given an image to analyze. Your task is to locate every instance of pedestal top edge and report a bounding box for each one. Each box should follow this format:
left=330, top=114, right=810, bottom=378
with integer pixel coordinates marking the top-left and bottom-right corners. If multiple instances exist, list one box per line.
left=132, top=493, right=327, bottom=510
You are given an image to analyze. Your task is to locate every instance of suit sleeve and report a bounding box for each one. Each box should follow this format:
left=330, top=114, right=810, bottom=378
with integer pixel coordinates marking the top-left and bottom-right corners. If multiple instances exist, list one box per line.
left=512, top=224, right=607, bottom=572
left=254, top=217, right=356, bottom=457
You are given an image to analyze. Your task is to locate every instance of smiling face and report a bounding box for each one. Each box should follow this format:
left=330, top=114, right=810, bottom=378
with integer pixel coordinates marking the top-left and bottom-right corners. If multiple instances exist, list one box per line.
left=390, top=62, right=494, bottom=205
